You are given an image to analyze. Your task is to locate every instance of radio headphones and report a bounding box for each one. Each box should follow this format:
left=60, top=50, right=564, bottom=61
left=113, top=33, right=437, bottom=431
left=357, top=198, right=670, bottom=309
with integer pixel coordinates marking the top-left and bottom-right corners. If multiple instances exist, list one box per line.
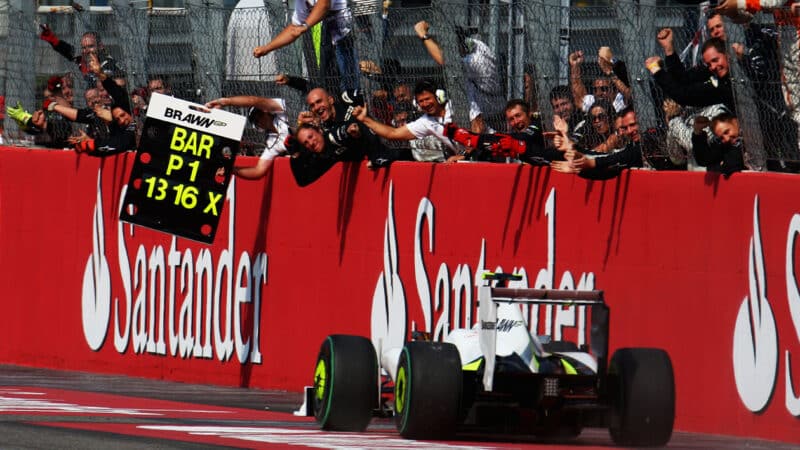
left=412, top=80, right=448, bottom=111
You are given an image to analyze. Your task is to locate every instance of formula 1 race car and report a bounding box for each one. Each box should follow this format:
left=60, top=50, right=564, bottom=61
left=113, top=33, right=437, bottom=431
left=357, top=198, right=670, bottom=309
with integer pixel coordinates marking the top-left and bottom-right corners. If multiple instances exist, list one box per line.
left=309, top=273, right=675, bottom=446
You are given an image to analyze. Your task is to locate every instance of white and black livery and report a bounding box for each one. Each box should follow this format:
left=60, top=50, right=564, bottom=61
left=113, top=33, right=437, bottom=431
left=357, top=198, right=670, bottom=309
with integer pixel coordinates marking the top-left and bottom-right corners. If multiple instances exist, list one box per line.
left=307, top=272, right=675, bottom=446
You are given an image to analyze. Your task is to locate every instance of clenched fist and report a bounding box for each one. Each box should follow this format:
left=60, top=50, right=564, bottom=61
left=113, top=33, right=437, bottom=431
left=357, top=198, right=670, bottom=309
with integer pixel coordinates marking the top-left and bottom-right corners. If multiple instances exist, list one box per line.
left=657, top=28, right=674, bottom=55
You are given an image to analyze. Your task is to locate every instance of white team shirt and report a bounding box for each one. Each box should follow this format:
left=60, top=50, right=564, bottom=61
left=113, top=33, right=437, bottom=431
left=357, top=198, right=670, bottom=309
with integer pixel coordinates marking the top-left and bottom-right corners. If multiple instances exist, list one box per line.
left=291, top=0, right=351, bottom=43
left=259, top=99, right=290, bottom=161
left=462, top=38, right=503, bottom=122
left=405, top=102, right=463, bottom=155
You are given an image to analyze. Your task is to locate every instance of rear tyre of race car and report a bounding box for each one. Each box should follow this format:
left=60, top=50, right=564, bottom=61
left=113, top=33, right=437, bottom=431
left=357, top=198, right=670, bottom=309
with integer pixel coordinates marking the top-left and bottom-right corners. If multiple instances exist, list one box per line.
left=395, top=341, right=462, bottom=440
left=608, top=348, right=675, bottom=447
left=313, top=335, right=378, bottom=431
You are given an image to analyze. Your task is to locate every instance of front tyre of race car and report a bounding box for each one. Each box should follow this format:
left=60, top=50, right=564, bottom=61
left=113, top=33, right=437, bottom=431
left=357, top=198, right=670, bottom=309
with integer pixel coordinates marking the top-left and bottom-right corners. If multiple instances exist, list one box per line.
left=608, top=348, right=675, bottom=447
left=395, top=341, right=462, bottom=440
left=313, top=335, right=378, bottom=431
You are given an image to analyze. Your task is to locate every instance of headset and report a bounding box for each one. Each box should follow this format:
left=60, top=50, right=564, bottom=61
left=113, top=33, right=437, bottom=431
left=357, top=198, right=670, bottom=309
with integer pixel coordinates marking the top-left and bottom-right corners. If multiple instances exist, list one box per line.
left=413, top=80, right=448, bottom=111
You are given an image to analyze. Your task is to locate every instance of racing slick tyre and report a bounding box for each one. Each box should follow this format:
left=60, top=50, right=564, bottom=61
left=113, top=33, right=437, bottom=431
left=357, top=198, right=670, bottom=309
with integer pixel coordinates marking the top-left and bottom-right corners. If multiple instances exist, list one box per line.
left=395, top=341, right=462, bottom=440
left=608, top=348, right=675, bottom=447
left=313, top=335, right=378, bottom=431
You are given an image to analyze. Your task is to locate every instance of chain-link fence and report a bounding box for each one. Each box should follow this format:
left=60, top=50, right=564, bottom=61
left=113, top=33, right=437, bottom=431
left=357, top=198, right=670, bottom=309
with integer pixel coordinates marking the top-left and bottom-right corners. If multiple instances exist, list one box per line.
left=1, top=0, right=798, bottom=169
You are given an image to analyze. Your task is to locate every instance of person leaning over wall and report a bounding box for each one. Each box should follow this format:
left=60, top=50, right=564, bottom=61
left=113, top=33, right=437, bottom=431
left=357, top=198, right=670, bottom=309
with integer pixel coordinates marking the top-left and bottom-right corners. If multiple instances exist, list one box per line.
left=550, top=107, right=645, bottom=179
left=439, top=100, right=564, bottom=165
left=691, top=111, right=746, bottom=176
left=46, top=88, right=112, bottom=148
left=39, top=26, right=122, bottom=87
left=69, top=54, right=136, bottom=157
left=548, top=85, right=589, bottom=146
left=352, top=80, right=467, bottom=162
left=647, top=31, right=736, bottom=113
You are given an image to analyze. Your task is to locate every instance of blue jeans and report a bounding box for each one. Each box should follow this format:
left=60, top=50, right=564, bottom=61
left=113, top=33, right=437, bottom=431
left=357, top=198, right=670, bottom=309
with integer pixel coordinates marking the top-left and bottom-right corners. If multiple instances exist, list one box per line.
left=319, top=17, right=359, bottom=93
left=333, top=34, right=359, bottom=92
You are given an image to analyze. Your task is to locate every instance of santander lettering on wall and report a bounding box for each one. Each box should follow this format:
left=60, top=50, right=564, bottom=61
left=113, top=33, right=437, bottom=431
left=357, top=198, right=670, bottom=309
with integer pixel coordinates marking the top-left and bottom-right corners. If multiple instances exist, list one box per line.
left=6, top=148, right=800, bottom=443
left=733, top=196, right=800, bottom=417
left=371, top=183, right=596, bottom=356
left=81, top=167, right=267, bottom=364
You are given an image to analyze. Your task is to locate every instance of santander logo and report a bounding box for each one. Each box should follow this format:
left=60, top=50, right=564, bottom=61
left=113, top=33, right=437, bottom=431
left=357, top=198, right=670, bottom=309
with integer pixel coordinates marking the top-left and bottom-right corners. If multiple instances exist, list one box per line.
left=732, top=196, right=800, bottom=416
left=733, top=197, right=778, bottom=412
left=80, top=168, right=267, bottom=364
left=81, top=171, right=112, bottom=351
left=371, top=183, right=596, bottom=352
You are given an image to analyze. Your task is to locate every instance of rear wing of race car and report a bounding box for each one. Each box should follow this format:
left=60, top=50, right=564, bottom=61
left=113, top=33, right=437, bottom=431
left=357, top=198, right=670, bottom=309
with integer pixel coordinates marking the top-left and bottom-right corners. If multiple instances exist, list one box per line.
left=478, top=273, right=609, bottom=392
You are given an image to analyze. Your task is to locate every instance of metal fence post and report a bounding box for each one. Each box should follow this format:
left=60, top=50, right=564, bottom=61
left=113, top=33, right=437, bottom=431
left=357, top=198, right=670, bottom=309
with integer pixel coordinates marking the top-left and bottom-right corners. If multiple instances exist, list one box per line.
left=4, top=1, right=36, bottom=141
left=507, top=0, right=524, bottom=100
left=431, top=1, right=469, bottom=126
left=187, top=1, right=226, bottom=103
left=111, top=0, right=148, bottom=91
left=726, top=16, right=766, bottom=170
left=616, top=0, right=658, bottom=129
left=527, top=0, right=566, bottom=126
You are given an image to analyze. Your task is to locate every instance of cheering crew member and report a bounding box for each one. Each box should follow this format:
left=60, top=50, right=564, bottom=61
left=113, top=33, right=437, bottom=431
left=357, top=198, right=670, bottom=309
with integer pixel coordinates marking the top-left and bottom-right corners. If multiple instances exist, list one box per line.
left=40, top=74, right=76, bottom=149
left=691, top=112, right=746, bottom=176
left=286, top=120, right=399, bottom=186
left=551, top=107, right=645, bottom=179
left=70, top=54, right=135, bottom=156
left=39, top=26, right=122, bottom=86
left=47, top=88, right=112, bottom=144
left=352, top=80, right=467, bottom=160
left=441, top=123, right=563, bottom=164
left=439, top=99, right=563, bottom=164
left=646, top=36, right=735, bottom=113
left=302, top=87, right=363, bottom=131
left=287, top=122, right=364, bottom=186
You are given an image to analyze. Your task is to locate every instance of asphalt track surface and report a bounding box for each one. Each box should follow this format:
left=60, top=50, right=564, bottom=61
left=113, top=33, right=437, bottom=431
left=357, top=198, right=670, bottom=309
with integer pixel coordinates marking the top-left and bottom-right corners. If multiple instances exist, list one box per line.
left=0, top=364, right=795, bottom=449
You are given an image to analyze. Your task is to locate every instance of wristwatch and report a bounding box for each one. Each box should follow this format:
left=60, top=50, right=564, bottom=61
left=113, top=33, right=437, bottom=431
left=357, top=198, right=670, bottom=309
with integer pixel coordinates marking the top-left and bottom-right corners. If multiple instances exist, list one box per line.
left=421, top=34, right=431, bottom=41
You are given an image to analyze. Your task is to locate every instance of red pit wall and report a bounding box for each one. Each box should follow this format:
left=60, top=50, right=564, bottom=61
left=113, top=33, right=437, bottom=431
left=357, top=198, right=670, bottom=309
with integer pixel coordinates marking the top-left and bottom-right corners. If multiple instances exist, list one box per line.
left=0, top=147, right=799, bottom=442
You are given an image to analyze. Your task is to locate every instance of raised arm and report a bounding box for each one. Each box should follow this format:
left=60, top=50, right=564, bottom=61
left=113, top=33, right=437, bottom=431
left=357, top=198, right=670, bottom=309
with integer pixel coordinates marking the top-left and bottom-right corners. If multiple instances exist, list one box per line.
left=48, top=102, right=79, bottom=122
left=88, top=54, right=130, bottom=114
left=253, top=25, right=307, bottom=58
left=414, top=21, right=444, bottom=66
left=654, top=28, right=692, bottom=83
left=569, top=51, right=587, bottom=111
left=598, top=47, right=631, bottom=104
left=647, top=56, right=732, bottom=108
left=353, top=105, right=415, bottom=140
left=39, top=24, right=79, bottom=63
left=253, top=0, right=330, bottom=58
left=233, top=159, right=275, bottom=180
left=205, top=96, right=284, bottom=113
left=304, top=0, right=331, bottom=28
left=276, top=73, right=310, bottom=94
